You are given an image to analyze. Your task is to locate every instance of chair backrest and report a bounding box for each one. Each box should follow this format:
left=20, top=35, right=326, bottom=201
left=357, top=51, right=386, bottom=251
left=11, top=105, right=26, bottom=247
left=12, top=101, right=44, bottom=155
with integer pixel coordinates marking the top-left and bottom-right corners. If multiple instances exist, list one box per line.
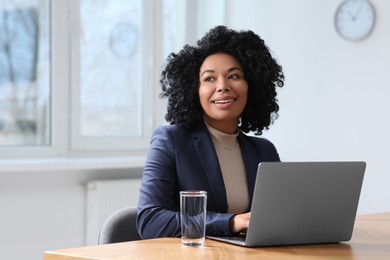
left=98, top=206, right=141, bottom=244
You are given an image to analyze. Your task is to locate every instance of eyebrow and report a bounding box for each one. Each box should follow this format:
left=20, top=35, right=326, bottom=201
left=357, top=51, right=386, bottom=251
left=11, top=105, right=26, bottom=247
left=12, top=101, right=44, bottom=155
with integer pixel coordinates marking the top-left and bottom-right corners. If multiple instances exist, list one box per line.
left=199, top=67, right=243, bottom=77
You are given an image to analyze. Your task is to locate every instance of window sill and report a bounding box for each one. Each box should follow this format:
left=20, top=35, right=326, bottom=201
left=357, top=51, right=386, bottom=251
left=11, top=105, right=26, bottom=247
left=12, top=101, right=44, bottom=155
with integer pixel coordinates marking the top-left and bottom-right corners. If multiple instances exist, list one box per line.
left=0, top=156, right=146, bottom=173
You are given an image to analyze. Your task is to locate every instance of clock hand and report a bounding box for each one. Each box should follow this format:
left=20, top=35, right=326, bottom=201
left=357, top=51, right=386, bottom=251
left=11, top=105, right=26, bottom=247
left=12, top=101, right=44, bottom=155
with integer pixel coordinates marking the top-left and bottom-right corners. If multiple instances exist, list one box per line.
left=348, top=10, right=355, bottom=20
left=352, top=3, right=363, bottom=20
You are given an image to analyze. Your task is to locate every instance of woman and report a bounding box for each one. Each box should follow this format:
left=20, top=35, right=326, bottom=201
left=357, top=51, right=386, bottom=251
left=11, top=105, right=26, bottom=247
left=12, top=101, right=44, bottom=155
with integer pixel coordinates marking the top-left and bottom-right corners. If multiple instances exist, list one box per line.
left=137, top=25, right=284, bottom=238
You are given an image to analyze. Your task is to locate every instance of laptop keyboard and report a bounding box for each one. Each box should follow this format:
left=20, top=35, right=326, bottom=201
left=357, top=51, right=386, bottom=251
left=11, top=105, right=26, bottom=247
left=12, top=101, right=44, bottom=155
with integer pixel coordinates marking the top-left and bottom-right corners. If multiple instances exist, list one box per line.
left=222, top=234, right=246, bottom=242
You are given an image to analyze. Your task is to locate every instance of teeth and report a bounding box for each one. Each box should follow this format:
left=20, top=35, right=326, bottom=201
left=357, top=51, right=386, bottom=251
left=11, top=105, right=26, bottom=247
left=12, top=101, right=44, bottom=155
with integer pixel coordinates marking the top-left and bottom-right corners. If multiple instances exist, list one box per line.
left=214, top=99, right=234, bottom=104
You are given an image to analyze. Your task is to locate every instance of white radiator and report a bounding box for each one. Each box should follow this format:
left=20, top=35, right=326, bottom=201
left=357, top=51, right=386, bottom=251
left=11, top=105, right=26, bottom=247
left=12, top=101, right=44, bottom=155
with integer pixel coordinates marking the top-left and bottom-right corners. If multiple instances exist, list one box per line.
left=85, top=178, right=141, bottom=245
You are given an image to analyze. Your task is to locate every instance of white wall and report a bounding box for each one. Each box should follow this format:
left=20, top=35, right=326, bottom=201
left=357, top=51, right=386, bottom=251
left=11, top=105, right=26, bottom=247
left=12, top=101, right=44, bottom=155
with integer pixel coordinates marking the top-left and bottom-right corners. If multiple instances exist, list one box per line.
left=226, top=0, right=390, bottom=214
left=0, top=167, right=142, bottom=260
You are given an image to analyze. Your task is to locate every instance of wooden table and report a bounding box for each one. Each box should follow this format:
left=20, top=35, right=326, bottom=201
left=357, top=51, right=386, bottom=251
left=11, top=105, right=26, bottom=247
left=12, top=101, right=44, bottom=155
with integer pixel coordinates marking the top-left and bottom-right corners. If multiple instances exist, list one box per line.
left=44, top=212, right=390, bottom=260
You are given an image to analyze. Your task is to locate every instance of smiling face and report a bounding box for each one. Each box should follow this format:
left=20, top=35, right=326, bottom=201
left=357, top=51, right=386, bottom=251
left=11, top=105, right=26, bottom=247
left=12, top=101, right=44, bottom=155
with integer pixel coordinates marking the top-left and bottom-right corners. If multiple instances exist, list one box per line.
left=198, top=53, right=248, bottom=134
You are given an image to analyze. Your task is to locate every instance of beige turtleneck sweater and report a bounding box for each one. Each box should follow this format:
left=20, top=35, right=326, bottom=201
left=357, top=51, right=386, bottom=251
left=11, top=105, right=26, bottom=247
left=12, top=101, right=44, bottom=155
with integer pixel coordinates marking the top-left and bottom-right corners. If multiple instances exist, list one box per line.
left=205, top=122, right=249, bottom=213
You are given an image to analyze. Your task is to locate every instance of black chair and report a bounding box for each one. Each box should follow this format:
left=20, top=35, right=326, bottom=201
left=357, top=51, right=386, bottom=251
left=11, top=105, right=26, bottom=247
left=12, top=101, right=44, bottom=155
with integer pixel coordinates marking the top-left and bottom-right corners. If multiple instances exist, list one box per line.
left=98, top=206, right=141, bottom=244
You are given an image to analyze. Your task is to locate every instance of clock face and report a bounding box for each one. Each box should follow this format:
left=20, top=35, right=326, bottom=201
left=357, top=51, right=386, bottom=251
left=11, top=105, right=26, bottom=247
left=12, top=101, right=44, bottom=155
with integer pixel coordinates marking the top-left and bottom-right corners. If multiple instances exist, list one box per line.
left=334, top=0, right=375, bottom=41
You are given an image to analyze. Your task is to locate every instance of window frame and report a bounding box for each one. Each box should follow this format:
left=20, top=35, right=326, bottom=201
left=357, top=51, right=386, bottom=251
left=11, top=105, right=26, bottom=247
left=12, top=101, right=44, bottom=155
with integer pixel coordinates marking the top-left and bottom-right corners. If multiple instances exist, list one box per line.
left=68, top=0, right=163, bottom=155
left=0, top=0, right=164, bottom=158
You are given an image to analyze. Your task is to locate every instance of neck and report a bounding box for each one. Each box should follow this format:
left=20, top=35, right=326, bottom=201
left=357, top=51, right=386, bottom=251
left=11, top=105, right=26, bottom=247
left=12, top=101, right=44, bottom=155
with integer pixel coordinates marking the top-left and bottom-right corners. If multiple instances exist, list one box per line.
left=204, top=117, right=238, bottom=134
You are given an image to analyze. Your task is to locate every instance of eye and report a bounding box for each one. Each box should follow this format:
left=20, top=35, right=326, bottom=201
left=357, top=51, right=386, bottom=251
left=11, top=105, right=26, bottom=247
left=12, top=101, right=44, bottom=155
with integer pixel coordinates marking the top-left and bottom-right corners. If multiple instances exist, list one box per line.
left=228, top=73, right=240, bottom=80
left=203, top=76, right=215, bottom=82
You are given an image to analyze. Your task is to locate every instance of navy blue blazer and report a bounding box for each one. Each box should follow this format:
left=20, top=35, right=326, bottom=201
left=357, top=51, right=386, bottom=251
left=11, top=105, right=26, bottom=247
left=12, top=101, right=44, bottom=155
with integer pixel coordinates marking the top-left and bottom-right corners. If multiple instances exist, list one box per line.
left=137, top=120, right=280, bottom=239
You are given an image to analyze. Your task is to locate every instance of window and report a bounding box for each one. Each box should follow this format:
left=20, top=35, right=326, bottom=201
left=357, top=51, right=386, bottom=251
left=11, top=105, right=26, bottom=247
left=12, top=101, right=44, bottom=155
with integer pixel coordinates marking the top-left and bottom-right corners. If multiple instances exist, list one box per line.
left=70, top=0, right=152, bottom=152
left=0, top=0, right=51, bottom=147
left=0, top=0, right=225, bottom=159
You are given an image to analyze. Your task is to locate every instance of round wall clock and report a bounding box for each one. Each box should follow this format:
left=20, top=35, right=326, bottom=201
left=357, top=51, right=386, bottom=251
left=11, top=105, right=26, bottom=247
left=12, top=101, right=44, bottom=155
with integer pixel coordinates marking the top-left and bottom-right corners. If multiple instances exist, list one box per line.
left=334, top=0, right=376, bottom=42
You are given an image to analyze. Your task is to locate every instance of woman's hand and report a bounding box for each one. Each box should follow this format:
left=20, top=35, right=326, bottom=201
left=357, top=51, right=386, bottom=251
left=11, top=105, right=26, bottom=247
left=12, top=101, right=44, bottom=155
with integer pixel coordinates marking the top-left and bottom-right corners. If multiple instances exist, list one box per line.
left=230, top=212, right=251, bottom=233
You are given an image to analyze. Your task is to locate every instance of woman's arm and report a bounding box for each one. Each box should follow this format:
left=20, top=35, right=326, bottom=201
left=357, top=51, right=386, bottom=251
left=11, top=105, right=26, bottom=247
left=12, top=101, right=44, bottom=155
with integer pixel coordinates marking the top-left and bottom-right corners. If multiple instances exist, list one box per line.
left=137, top=126, right=181, bottom=238
left=137, top=126, right=237, bottom=238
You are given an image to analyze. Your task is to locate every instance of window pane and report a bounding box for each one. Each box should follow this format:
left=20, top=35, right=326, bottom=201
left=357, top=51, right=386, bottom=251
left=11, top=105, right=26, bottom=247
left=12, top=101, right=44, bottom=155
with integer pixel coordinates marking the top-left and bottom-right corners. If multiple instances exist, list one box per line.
left=0, top=0, right=51, bottom=146
left=80, top=0, right=143, bottom=137
left=163, top=0, right=177, bottom=58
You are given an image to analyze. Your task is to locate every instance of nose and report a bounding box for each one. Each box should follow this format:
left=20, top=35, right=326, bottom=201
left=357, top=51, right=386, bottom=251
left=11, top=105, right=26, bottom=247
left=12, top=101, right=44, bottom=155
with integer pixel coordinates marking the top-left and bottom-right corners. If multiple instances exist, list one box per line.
left=216, top=78, right=230, bottom=92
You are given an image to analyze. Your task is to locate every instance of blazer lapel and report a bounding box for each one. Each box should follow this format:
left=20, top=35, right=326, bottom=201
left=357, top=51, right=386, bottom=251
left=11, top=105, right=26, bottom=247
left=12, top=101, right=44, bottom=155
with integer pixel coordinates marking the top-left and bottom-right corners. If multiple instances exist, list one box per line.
left=191, top=122, right=228, bottom=212
left=238, top=133, right=258, bottom=206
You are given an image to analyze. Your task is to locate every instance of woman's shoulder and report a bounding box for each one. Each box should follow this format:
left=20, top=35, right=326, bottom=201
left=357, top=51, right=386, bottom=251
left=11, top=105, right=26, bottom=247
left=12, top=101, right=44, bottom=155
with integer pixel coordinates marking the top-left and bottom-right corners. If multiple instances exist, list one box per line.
left=152, top=124, right=193, bottom=140
left=154, top=120, right=207, bottom=136
left=239, top=133, right=279, bottom=158
left=154, top=123, right=189, bottom=134
left=241, top=133, right=275, bottom=146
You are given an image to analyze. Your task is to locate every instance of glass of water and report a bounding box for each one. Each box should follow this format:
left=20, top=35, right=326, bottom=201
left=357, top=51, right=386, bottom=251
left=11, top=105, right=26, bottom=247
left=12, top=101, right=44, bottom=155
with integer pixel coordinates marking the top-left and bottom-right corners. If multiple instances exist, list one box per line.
left=180, top=190, right=207, bottom=246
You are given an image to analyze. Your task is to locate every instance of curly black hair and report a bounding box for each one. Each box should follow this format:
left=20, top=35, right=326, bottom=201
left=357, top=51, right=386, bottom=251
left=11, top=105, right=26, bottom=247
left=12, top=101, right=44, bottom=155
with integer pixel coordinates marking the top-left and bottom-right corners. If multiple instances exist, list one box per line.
left=160, top=25, right=284, bottom=135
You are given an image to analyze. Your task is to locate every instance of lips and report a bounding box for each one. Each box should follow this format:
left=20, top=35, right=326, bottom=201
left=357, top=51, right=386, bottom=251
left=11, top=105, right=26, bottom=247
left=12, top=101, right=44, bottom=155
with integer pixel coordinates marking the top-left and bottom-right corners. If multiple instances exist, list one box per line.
left=211, top=98, right=236, bottom=104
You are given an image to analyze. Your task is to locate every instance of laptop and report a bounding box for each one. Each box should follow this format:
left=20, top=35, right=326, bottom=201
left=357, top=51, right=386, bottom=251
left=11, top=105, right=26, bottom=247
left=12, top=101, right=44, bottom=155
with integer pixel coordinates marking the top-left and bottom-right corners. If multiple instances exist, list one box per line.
left=207, top=161, right=366, bottom=247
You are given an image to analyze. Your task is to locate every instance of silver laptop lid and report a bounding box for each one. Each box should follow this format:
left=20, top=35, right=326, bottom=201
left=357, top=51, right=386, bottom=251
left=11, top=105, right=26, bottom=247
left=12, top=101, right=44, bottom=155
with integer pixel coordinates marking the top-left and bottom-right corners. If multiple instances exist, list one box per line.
left=245, top=161, right=366, bottom=247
